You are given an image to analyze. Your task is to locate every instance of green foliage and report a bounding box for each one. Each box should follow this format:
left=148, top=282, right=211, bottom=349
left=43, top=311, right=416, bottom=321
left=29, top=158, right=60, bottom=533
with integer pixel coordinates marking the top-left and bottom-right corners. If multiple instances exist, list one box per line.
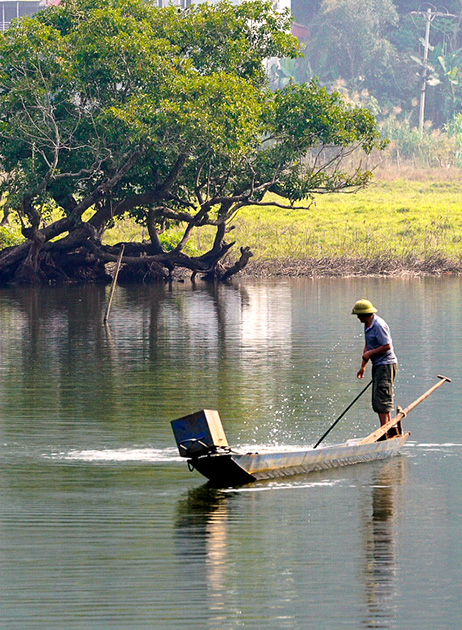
left=0, top=225, right=23, bottom=248
left=159, top=228, right=201, bottom=255
left=446, top=112, right=462, bottom=163
left=307, top=0, right=399, bottom=92
left=290, top=1, right=462, bottom=131
left=0, top=0, right=299, bottom=214
left=0, top=0, right=385, bottom=282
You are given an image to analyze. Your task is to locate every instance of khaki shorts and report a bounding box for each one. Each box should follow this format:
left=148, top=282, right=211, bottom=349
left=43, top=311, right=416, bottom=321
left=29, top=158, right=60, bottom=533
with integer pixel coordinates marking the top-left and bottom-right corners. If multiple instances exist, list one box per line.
left=372, top=363, right=397, bottom=413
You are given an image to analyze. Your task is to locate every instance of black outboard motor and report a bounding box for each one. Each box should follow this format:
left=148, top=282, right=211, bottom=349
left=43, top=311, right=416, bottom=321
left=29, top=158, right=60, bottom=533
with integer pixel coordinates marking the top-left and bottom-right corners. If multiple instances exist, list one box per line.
left=171, top=409, right=229, bottom=458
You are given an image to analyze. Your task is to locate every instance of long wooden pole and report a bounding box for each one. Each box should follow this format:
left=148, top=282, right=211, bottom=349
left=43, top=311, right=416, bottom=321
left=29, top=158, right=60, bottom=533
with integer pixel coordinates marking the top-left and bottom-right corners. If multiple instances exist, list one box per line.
left=103, top=244, right=125, bottom=324
left=359, top=374, right=452, bottom=445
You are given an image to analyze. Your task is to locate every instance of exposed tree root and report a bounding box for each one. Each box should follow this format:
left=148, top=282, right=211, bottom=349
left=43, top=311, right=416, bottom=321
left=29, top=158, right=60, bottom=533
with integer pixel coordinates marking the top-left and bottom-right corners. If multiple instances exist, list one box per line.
left=0, top=236, right=253, bottom=286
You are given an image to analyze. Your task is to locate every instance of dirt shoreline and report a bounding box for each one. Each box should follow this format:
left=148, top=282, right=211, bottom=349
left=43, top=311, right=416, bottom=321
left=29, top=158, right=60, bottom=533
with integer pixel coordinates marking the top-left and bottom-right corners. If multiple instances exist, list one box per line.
left=239, top=255, right=462, bottom=278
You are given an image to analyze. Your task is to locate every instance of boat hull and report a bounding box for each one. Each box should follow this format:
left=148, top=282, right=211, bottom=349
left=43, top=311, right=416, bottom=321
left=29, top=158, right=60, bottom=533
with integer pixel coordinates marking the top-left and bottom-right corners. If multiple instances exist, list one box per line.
left=189, top=433, right=410, bottom=487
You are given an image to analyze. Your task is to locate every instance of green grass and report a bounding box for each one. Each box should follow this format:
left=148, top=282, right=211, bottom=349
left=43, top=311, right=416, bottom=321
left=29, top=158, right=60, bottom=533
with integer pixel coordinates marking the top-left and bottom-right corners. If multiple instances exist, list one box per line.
left=227, top=179, right=462, bottom=262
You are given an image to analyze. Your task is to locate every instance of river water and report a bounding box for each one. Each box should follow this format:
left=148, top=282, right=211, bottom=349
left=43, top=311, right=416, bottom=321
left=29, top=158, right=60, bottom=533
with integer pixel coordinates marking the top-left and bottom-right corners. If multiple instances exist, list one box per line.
left=0, top=277, right=461, bottom=629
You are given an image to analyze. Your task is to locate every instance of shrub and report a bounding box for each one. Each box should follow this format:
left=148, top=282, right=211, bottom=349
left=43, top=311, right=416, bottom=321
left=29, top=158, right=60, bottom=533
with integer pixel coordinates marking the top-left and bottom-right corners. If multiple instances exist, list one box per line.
left=380, top=116, right=462, bottom=167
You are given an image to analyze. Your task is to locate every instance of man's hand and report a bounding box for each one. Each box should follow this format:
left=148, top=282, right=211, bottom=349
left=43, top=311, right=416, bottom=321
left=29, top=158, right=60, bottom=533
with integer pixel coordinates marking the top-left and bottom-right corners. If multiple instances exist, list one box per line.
left=362, top=350, right=373, bottom=362
left=357, top=366, right=366, bottom=379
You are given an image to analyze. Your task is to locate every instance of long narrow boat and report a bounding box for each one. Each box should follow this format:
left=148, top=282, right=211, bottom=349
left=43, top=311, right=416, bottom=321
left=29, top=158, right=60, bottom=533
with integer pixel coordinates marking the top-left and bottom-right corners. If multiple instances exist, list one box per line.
left=171, top=376, right=451, bottom=487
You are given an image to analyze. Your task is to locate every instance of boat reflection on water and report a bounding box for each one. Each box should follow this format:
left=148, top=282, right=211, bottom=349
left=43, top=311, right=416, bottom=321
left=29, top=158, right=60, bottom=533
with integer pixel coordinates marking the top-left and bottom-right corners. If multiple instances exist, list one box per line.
left=174, top=486, right=232, bottom=628
left=174, top=459, right=408, bottom=629
left=361, top=457, right=407, bottom=628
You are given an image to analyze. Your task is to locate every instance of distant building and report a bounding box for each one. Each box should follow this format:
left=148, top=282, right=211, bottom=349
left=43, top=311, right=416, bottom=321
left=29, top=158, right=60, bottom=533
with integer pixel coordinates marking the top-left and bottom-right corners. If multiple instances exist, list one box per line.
left=0, top=0, right=59, bottom=31
left=292, top=21, right=309, bottom=43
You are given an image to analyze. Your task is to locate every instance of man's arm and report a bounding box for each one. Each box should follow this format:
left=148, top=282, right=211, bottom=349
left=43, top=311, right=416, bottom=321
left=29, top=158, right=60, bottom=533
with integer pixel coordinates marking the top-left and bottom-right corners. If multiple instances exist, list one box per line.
left=362, top=344, right=391, bottom=363
left=357, top=343, right=391, bottom=378
left=357, top=344, right=369, bottom=379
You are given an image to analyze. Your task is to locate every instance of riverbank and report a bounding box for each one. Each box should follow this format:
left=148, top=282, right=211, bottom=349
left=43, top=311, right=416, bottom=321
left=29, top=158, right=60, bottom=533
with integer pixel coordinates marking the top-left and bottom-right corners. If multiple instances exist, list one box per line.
left=226, top=177, right=462, bottom=277
left=239, top=254, right=461, bottom=277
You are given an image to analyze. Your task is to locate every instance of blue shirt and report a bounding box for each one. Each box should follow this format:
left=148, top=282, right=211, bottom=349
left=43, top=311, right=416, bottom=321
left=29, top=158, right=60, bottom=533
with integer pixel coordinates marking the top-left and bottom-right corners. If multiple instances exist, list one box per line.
left=364, top=315, right=397, bottom=366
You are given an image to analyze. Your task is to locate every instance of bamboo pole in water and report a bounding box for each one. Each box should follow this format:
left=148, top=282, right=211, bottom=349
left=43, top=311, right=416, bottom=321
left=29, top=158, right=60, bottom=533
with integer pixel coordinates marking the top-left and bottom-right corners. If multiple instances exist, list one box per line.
left=359, top=374, right=452, bottom=445
left=103, top=244, right=125, bottom=324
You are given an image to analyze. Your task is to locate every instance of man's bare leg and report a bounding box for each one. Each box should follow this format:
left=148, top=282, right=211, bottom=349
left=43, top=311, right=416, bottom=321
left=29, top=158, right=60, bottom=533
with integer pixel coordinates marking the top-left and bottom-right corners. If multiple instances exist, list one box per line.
left=379, top=412, right=392, bottom=426
left=378, top=411, right=401, bottom=438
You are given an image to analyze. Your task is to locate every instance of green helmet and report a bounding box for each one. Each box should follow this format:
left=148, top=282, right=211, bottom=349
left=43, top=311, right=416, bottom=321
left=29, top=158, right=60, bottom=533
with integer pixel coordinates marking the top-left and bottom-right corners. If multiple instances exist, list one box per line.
left=351, top=299, right=377, bottom=315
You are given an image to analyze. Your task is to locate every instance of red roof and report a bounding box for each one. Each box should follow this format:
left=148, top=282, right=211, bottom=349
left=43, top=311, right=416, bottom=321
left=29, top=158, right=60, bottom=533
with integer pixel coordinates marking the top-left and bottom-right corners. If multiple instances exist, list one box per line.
left=292, top=22, right=310, bottom=41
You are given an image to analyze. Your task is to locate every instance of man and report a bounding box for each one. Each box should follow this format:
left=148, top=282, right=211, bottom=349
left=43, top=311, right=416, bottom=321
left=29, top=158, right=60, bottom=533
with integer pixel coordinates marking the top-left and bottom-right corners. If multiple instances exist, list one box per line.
left=352, top=299, right=398, bottom=431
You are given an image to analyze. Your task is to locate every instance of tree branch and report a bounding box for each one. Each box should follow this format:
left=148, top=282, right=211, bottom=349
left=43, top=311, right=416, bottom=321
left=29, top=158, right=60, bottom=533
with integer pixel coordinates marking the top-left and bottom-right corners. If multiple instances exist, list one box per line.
left=74, top=148, right=142, bottom=218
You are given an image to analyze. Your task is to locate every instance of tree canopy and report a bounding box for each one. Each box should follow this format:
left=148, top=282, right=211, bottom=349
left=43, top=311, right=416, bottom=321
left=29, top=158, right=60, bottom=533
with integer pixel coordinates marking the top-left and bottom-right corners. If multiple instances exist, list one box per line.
left=0, top=0, right=384, bottom=285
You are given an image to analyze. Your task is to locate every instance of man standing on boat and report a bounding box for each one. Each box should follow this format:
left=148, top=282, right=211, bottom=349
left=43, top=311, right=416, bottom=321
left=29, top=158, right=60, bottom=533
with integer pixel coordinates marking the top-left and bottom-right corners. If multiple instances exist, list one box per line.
left=352, top=299, right=398, bottom=430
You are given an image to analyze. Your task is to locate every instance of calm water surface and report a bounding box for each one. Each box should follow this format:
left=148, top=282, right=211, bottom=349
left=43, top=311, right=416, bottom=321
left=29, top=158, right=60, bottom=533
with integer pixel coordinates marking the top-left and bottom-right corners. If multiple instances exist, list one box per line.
left=0, top=278, right=461, bottom=629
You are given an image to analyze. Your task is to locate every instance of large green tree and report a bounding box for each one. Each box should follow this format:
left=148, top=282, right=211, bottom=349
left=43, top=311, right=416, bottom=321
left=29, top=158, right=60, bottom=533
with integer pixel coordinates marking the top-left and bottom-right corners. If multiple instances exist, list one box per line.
left=0, top=0, right=384, bottom=285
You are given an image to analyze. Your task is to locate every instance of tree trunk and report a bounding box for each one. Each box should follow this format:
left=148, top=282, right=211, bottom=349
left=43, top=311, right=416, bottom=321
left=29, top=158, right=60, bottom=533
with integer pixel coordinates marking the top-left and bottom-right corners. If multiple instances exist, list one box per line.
left=0, top=224, right=253, bottom=286
left=14, top=227, right=45, bottom=284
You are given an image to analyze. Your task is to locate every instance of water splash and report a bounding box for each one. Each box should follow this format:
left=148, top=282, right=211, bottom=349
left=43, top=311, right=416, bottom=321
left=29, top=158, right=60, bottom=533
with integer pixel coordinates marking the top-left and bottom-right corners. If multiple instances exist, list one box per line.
left=46, top=447, right=181, bottom=463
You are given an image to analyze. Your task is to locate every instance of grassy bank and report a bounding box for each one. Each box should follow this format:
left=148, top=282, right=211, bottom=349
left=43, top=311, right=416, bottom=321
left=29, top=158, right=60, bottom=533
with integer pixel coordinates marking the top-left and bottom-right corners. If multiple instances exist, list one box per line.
left=227, top=178, right=462, bottom=276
